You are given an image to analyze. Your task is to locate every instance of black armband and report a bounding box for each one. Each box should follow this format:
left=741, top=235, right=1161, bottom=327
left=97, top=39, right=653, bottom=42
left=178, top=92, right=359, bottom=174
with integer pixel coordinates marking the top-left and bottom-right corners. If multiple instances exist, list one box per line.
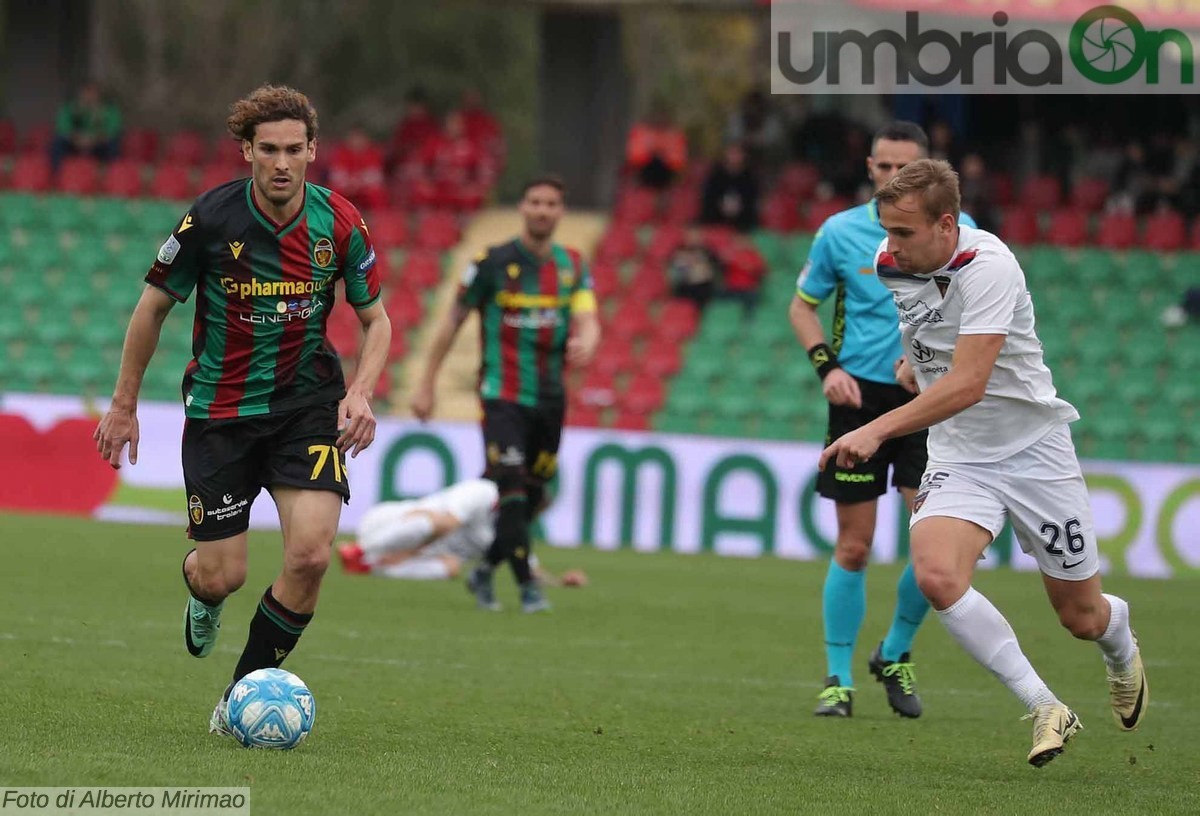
left=807, top=343, right=841, bottom=381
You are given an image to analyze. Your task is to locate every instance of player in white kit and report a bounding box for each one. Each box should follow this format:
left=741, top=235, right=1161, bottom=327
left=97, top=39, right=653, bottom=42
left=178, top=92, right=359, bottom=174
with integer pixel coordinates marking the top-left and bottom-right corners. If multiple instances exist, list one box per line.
left=819, top=159, right=1147, bottom=767
left=337, top=479, right=586, bottom=589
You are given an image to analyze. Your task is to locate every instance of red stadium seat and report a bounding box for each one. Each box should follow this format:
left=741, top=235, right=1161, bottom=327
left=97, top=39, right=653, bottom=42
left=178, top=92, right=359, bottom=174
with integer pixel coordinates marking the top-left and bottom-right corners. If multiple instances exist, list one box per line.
left=641, top=341, right=682, bottom=378
left=1069, top=178, right=1110, bottom=213
left=1044, top=208, right=1089, bottom=247
left=413, top=210, right=460, bottom=251
left=20, top=123, right=53, bottom=155
left=1096, top=212, right=1137, bottom=250
left=1189, top=216, right=1200, bottom=250
left=383, top=289, right=424, bottom=327
left=576, top=368, right=618, bottom=408
left=386, top=329, right=408, bottom=361
left=122, top=128, right=160, bottom=163
left=604, top=300, right=653, bottom=343
left=0, top=120, right=16, bottom=155
left=804, top=198, right=850, bottom=232
left=57, top=156, right=101, bottom=194
left=592, top=337, right=636, bottom=378
left=613, top=186, right=660, bottom=226
left=369, top=210, right=410, bottom=248
left=148, top=164, right=194, bottom=200
left=643, top=225, right=684, bottom=264
left=662, top=186, right=700, bottom=226
left=101, top=159, right=145, bottom=197
left=10, top=155, right=52, bottom=192
left=567, top=404, right=603, bottom=427
left=1142, top=207, right=1186, bottom=251
left=762, top=191, right=801, bottom=233
left=596, top=223, right=640, bottom=265
left=620, top=374, right=666, bottom=415
left=1019, top=174, right=1062, bottom=212
left=611, top=412, right=650, bottom=431
left=198, top=160, right=239, bottom=192
left=990, top=172, right=1014, bottom=207
left=627, top=264, right=668, bottom=301
left=700, top=225, right=738, bottom=256
left=163, top=130, right=209, bottom=166
left=656, top=300, right=699, bottom=343
left=778, top=162, right=822, bottom=198
left=400, top=250, right=443, bottom=288
left=999, top=206, right=1038, bottom=245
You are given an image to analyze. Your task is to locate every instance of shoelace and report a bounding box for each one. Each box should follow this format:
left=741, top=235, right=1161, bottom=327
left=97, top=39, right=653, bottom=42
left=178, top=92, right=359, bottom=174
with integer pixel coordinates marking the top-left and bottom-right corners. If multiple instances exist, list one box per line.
left=190, top=604, right=218, bottom=633
left=881, top=661, right=917, bottom=695
left=1108, top=668, right=1141, bottom=706
left=818, top=685, right=852, bottom=704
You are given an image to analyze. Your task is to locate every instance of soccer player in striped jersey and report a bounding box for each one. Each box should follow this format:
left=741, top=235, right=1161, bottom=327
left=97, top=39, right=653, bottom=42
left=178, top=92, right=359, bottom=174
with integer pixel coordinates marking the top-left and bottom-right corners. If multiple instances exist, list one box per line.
left=93, top=85, right=392, bottom=736
left=412, top=175, right=600, bottom=612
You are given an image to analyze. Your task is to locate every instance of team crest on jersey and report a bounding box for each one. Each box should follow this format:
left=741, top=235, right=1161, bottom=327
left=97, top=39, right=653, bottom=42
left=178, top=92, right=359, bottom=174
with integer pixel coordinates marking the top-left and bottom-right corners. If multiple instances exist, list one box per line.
left=313, top=237, right=335, bottom=268
left=559, top=267, right=575, bottom=287
left=506, top=263, right=521, bottom=279
left=189, top=495, right=204, bottom=526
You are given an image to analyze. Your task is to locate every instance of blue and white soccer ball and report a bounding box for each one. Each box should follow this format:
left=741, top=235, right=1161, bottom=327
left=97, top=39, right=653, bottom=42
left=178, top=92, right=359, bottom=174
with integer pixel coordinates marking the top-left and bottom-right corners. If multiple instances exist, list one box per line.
left=226, top=668, right=315, bottom=749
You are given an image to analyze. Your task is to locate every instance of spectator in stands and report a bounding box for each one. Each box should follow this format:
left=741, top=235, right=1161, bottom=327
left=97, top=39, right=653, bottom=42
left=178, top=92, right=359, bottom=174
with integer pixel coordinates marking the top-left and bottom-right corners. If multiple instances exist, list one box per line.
left=1161, top=287, right=1200, bottom=328
left=50, top=82, right=122, bottom=170
left=421, top=112, right=486, bottom=186
left=716, top=242, right=766, bottom=316
left=329, top=126, right=387, bottom=211
left=389, top=87, right=440, bottom=170
left=959, top=153, right=998, bottom=233
left=456, top=88, right=503, bottom=164
left=625, top=100, right=688, bottom=189
left=699, top=142, right=760, bottom=233
left=725, top=88, right=787, bottom=171
left=667, top=227, right=722, bottom=311
left=927, top=120, right=962, bottom=168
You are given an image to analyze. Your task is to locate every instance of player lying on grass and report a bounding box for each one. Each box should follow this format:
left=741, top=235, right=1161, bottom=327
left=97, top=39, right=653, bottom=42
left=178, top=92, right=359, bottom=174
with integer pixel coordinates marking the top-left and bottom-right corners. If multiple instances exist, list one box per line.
left=337, top=479, right=587, bottom=590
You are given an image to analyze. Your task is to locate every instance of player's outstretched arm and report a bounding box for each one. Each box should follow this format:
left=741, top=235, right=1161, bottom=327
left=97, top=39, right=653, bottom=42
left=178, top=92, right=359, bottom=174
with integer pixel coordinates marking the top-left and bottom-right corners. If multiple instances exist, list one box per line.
left=93, top=285, right=175, bottom=469
left=337, top=300, right=391, bottom=458
left=411, top=303, right=469, bottom=421
left=819, top=333, right=1004, bottom=472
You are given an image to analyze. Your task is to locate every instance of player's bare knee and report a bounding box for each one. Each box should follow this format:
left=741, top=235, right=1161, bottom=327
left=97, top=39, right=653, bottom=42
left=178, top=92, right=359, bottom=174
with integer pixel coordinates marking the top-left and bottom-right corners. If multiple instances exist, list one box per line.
left=833, top=536, right=871, bottom=571
left=283, top=544, right=331, bottom=581
left=914, top=563, right=966, bottom=610
left=1057, top=602, right=1107, bottom=640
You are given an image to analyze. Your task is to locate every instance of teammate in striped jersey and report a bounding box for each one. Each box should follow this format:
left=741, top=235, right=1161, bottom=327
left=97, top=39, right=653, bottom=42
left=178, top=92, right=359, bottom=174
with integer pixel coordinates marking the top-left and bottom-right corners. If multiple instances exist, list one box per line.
left=93, top=85, right=392, bottom=736
left=412, top=175, right=600, bottom=612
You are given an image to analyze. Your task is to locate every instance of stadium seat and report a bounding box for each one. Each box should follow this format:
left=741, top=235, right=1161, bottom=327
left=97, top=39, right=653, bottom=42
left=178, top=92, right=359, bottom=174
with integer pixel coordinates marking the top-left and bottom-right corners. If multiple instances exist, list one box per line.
left=163, top=130, right=209, bottom=166
left=567, top=404, right=603, bottom=427
left=1044, top=208, right=1089, bottom=247
left=611, top=412, right=650, bottom=431
left=1096, top=212, right=1137, bottom=250
left=662, top=186, right=700, bottom=226
left=777, top=162, right=821, bottom=199
left=413, top=211, right=460, bottom=251
left=383, top=289, right=424, bottom=327
left=101, top=159, right=145, bottom=197
left=613, top=186, right=659, bottom=226
left=148, top=165, right=194, bottom=200
left=9, top=155, right=52, bottom=192
left=664, top=388, right=709, bottom=420
left=1069, top=177, right=1110, bottom=213
left=369, top=210, right=410, bottom=248
left=999, top=206, right=1038, bottom=245
left=761, top=191, right=801, bottom=233
left=1019, top=174, right=1062, bottom=211
left=592, top=337, right=636, bottom=378
left=20, top=122, right=53, bottom=155
left=656, top=300, right=699, bottom=343
left=400, top=250, right=443, bottom=288
left=0, top=120, right=15, bottom=155
left=641, top=342, right=682, bottom=378
left=604, top=299, right=653, bottom=343
left=626, top=265, right=669, bottom=301
left=576, top=368, right=618, bottom=409
left=121, top=127, right=160, bottom=163
left=1142, top=208, right=1186, bottom=251
left=198, top=160, right=239, bottom=192
left=596, top=223, right=640, bottom=265
left=643, top=225, right=684, bottom=264
left=804, top=198, right=850, bottom=232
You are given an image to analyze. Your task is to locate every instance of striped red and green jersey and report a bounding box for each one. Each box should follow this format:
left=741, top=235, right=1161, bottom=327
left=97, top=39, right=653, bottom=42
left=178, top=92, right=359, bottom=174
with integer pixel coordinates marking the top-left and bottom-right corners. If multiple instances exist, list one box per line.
left=457, top=239, right=594, bottom=407
left=146, top=179, right=382, bottom=419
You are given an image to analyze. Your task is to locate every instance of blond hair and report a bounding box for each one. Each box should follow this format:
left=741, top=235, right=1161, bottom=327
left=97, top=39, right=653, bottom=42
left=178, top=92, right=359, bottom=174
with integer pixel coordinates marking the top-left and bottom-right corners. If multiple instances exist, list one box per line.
left=874, top=158, right=960, bottom=223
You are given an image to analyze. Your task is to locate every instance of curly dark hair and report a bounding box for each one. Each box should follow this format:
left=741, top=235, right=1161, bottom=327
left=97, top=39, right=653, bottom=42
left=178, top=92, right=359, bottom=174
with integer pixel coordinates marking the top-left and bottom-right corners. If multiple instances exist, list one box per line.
left=226, top=85, right=319, bottom=143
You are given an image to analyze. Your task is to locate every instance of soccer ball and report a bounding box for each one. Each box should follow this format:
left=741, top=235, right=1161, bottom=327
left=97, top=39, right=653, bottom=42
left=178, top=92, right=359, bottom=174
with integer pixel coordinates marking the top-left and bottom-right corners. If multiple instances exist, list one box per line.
left=226, top=668, right=315, bottom=749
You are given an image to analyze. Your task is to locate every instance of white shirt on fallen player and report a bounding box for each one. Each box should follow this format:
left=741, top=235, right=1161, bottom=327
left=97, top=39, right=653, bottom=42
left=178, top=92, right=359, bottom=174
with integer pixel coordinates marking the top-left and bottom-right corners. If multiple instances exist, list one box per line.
left=358, top=479, right=498, bottom=563
left=873, top=224, right=1079, bottom=463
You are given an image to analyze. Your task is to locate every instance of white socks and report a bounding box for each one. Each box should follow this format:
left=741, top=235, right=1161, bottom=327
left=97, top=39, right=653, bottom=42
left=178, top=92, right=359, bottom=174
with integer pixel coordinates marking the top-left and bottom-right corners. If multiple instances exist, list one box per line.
left=359, top=514, right=435, bottom=564
left=937, top=587, right=1058, bottom=711
left=1097, top=593, right=1137, bottom=671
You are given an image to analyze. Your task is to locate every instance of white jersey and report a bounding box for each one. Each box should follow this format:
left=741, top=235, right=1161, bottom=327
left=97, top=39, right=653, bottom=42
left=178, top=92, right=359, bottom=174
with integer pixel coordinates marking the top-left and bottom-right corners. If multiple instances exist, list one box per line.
left=874, top=225, right=1079, bottom=463
left=358, top=479, right=498, bottom=561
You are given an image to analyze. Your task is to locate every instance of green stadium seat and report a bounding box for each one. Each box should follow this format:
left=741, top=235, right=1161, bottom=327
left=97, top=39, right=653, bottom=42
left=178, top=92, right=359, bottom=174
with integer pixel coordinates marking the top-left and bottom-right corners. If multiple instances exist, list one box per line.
left=665, top=389, right=711, bottom=419
left=0, top=193, right=43, bottom=232
left=1073, top=248, right=1121, bottom=287
left=44, top=196, right=90, bottom=234
left=752, top=231, right=789, bottom=270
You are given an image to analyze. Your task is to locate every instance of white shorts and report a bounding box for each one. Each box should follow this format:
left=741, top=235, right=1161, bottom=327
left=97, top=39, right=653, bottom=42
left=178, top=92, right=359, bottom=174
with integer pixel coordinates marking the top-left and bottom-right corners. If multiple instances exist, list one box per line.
left=910, top=425, right=1099, bottom=581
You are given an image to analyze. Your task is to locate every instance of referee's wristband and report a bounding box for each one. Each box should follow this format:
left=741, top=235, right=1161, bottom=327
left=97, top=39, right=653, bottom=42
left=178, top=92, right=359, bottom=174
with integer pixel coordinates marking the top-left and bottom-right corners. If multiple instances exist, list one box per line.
left=807, top=343, right=841, bottom=381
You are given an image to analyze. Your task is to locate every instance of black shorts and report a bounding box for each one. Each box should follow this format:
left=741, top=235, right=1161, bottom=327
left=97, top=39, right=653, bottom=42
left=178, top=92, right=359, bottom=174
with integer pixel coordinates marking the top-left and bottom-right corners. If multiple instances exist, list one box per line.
left=182, top=401, right=349, bottom=542
left=817, top=377, right=928, bottom=503
left=481, top=399, right=564, bottom=485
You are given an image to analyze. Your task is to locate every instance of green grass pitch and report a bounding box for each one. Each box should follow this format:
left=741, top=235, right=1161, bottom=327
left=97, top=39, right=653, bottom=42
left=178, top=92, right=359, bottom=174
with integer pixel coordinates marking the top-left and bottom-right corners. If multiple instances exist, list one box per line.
left=1, top=512, right=1196, bottom=815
